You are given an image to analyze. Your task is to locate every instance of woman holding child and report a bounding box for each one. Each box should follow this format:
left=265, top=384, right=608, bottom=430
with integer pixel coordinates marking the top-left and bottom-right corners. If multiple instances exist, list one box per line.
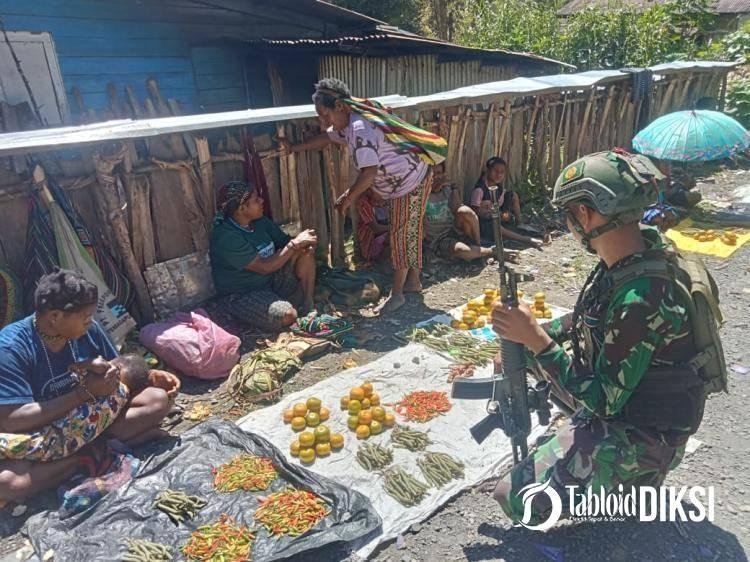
left=0, top=269, right=179, bottom=502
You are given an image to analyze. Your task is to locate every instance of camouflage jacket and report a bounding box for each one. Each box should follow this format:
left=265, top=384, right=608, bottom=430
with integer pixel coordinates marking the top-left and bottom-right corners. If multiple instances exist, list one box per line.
left=532, top=227, right=694, bottom=420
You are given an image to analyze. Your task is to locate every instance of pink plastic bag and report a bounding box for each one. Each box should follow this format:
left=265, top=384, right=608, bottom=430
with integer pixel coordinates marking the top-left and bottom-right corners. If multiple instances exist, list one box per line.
left=139, top=309, right=240, bottom=380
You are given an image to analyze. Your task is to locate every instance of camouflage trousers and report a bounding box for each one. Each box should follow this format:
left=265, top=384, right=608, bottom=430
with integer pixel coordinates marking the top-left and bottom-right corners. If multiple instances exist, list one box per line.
left=495, top=412, right=686, bottom=525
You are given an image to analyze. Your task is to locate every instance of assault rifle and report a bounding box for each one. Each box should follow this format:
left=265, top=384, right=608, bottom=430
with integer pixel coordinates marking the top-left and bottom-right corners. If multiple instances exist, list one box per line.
left=451, top=185, right=552, bottom=463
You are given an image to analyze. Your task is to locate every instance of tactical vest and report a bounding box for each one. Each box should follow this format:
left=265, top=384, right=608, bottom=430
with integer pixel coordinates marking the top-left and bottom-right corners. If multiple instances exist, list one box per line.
left=571, top=246, right=726, bottom=437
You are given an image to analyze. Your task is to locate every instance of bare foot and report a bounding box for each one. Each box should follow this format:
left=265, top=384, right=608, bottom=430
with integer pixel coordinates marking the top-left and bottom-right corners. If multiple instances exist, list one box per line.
left=404, top=282, right=423, bottom=293
left=376, top=293, right=406, bottom=314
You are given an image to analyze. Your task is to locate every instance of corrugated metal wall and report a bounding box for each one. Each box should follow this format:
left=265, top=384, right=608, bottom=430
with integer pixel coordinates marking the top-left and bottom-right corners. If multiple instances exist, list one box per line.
left=319, top=55, right=526, bottom=98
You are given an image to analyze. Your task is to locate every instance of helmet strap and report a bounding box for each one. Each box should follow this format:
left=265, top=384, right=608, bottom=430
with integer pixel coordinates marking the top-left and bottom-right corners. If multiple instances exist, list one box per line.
left=569, top=209, right=642, bottom=254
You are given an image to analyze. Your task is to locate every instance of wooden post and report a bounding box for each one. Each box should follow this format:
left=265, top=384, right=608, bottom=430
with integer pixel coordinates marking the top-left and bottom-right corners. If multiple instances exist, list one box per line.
left=92, top=149, right=154, bottom=321
left=324, top=146, right=345, bottom=266
left=276, top=124, right=292, bottom=223
left=195, top=137, right=216, bottom=223
left=480, top=103, right=497, bottom=162
left=122, top=172, right=156, bottom=269
left=576, top=88, right=596, bottom=156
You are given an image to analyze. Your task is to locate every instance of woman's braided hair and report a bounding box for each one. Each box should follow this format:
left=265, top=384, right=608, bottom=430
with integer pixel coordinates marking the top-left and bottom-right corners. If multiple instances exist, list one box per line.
left=312, top=78, right=351, bottom=108
left=34, top=268, right=98, bottom=313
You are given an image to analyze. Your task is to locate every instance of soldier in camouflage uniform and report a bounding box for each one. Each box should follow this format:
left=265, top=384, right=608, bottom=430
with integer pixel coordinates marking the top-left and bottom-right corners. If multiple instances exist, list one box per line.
left=491, top=150, right=700, bottom=525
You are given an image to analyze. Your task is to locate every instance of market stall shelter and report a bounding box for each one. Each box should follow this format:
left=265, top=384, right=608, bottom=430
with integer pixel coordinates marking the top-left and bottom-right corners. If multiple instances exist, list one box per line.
left=0, top=61, right=735, bottom=326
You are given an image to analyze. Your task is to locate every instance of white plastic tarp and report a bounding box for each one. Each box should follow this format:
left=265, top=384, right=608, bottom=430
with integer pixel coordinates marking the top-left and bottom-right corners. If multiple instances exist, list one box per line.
left=238, top=343, right=554, bottom=559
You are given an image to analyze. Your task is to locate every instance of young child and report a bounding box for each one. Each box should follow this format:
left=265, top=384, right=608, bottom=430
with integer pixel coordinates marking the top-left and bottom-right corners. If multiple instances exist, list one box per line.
left=0, top=355, right=151, bottom=463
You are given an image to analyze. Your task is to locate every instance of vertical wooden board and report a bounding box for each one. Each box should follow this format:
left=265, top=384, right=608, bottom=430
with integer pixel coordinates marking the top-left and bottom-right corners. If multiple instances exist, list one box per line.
left=323, top=146, right=344, bottom=266
left=147, top=168, right=195, bottom=262
left=260, top=155, right=283, bottom=221
left=122, top=173, right=145, bottom=269
left=307, top=150, right=329, bottom=264
left=509, top=110, right=525, bottom=186
left=0, top=191, right=28, bottom=278
left=177, top=167, right=209, bottom=252
left=212, top=159, right=244, bottom=197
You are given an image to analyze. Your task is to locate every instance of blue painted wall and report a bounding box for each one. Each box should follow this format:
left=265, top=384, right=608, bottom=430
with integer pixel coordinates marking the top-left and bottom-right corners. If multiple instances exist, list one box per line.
left=0, top=0, right=252, bottom=119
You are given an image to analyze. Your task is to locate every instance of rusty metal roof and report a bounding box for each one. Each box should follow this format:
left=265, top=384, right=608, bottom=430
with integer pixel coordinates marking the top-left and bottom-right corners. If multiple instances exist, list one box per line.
left=254, top=25, right=575, bottom=69
left=558, top=0, right=750, bottom=15
left=0, top=61, right=735, bottom=156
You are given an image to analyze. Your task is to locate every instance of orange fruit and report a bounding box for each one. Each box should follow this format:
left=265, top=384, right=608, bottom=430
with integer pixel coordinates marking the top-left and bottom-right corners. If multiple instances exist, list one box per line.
left=383, top=413, right=396, bottom=427
left=370, top=420, right=383, bottom=435
left=291, top=417, right=307, bottom=431
left=314, top=425, right=330, bottom=443
left=340, top=396, right=350, bottom=410
left=347, top=415, right=359, bottom=431
left=371, top=406, right=386, bottom=422
left=299, top=431, right=315, bottom=448
left=282, top=409, right=294, bottom=424
left=306, top=397, right=322, bottom=412
left=361, top=398, right=371, bottom=410
left=358, top=410, right=373, bottom=425
left=315, top=442, right=331, bottom=457
left=361, top=381, right=374, bottom=397
left=330, top=433, right=345, bottom=450
left=356, top=424, right=371, bottom=439
left=292, top=403, right=307, bottom=417
left=290, top=440, right=301, bottom=457
left=350, top=387, right=365, bottom=401
left=348, top=400, right=362, bottom=415
left=305, top=412, right=320, bottom=427
left=319, top=406, right=330, bottom=422
left=299, top=448, right=315, bottom=464
left=369, top=393, right=380, bottom=407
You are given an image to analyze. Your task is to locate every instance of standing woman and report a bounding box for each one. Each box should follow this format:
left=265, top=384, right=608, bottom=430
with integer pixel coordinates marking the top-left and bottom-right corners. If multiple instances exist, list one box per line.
left=280, top=78, right=447, bottom=313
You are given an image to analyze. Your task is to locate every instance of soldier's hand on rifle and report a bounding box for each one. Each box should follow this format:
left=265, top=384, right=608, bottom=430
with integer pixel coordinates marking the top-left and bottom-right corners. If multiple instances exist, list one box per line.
left=491, top=300, right=552, bottom=354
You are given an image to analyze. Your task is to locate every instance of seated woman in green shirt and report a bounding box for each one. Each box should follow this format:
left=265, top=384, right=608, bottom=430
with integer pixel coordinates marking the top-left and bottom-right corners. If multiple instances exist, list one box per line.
left=209, top=181, right=317, bottom=332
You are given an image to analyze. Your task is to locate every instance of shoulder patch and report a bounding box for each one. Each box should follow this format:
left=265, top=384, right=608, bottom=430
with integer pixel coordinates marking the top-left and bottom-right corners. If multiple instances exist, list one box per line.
left=562, top=161, right=584, bottom=184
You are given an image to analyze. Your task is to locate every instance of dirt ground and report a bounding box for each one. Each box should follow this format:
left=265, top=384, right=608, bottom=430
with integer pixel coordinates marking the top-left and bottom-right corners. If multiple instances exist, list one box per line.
left=1, top=164, right=749, bottom=561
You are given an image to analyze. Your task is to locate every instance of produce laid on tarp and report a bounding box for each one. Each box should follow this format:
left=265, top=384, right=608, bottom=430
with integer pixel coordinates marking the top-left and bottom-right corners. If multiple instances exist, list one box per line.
left=398, top=322, right=500, bottom=366
left=237, top=342, right=558, bottom=559
left=24, top=420, right=381, bottom=562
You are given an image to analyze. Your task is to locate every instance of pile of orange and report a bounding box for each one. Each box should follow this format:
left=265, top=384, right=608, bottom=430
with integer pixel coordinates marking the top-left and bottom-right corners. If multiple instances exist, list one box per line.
left=282, top=397, right=331, bottom=431
left=288, top=425, right=344, bottom=465
left=340, top=381, right=396, bottom=440
left=283, top=397, right=344, bottom=464
left=531, top=292, right=553, bottom=319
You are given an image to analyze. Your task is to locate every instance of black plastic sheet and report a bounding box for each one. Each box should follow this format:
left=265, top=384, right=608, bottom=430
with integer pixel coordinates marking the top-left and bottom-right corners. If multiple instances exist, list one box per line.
left=26, top=419, right=382, bottom=561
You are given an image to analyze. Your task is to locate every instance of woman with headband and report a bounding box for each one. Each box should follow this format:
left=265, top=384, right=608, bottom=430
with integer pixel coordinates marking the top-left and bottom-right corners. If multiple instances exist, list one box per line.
left=279, top=78, right=447, bottom=314
left=209, top=181, right=318, bottom=332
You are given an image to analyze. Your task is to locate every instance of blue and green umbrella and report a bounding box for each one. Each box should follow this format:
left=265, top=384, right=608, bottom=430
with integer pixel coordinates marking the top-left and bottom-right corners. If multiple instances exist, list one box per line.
left=633, top=110, right=750, bottom=162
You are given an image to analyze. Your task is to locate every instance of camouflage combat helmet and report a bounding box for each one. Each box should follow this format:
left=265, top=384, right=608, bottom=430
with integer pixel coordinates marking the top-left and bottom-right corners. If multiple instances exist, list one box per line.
left=553, top=150, right=664, bottom=251
left=553, top=150, right=663, bottom=216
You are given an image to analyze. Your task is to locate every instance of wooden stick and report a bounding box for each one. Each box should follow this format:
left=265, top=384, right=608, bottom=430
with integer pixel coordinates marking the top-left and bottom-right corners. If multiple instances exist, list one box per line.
left=195, top=137, right=216, bottom=223
left=576, top=88, right=596, bottom=156
left=324, top=146, right=344, bottom=266
left=125, top=85, right=144, bottom=119
left=167, top=98, right=198, bottom=157
left=92, top=149, right=154, bottom=321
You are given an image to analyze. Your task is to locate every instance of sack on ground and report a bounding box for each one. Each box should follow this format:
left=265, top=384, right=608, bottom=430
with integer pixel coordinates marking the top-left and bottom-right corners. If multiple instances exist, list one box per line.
left=139, top=308, right=240, bottom=379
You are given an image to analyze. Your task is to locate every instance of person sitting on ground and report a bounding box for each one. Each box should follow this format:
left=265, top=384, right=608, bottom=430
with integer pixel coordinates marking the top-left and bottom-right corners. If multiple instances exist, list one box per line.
left=210, top=181, right=318, bottom=332
left=424, top=164, right=496, bottom=262
left=357, top=190, right=390, bottom=263
left=0, top=269, right=177, bottom=502
left=472, top=156, right=549, bottom=248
